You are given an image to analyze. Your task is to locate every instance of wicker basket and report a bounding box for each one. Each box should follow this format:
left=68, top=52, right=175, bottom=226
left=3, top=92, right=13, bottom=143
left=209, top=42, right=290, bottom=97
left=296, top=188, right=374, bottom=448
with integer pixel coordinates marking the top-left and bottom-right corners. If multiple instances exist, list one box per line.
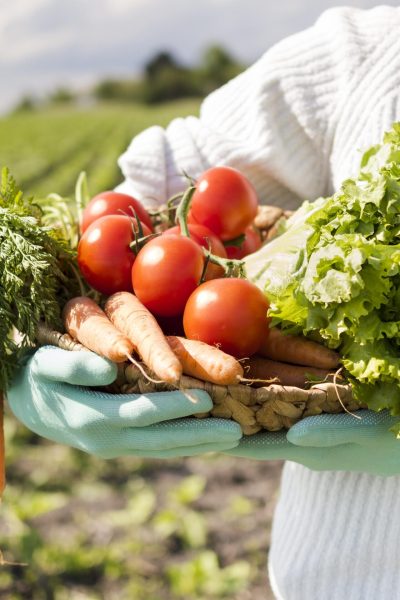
left=36, top=204, right=362, bottom=435
left=37, top=330, right=361, bottom=437
left=114, top=363, right=359, bottom=435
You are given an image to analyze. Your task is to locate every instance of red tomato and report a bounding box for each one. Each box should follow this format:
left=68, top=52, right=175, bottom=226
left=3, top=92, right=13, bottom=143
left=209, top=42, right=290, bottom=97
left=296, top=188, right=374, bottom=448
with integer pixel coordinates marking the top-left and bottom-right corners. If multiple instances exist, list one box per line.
left=132, top=235, right=204, bottom=317
left=78, top=215, right=151, bottom=295
left=183, top=278, right=269, bottom=358
left=189, top=166, right=258, bottom=241
left=81, top=191, right=153, bottom=233
left=225, top=226, right=262, bottom=259
left=163, top=223, right=227, bottom=280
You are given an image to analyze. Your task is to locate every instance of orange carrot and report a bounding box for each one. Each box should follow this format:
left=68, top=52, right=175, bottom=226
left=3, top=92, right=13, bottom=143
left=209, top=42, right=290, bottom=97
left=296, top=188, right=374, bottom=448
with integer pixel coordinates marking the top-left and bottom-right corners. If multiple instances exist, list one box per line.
left=166, top=336, right=243, bottom=385
left=0, top=393, right=5, bottom=499
left=105, top=292, right=182, bottom=384
left=259, top=328, right=340, bottom=370
left=63, top=296, right=134, bottom=363
left=243, top=356, right=333, bottom=388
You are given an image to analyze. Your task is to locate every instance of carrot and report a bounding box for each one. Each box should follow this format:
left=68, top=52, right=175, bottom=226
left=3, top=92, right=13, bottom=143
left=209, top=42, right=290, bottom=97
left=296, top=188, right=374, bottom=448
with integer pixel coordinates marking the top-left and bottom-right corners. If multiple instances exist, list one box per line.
left=105, top=292, right=182, bottom=384
left=166, top=335, right=243, bottom=385
left=37, top=322, right=89, bottom=353
left=0, top=393, right=5, bottom=499
left=259, top=328, right=340, bottom=370
left=242, top=356, right=333, bottom=389
left=63, top=296, right=134, bottom=363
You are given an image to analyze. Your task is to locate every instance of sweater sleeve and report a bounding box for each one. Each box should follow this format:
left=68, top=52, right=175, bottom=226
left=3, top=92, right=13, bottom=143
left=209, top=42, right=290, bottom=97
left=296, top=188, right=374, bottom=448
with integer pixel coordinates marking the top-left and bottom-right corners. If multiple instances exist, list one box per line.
left=116, top=5, right=400, bottom=211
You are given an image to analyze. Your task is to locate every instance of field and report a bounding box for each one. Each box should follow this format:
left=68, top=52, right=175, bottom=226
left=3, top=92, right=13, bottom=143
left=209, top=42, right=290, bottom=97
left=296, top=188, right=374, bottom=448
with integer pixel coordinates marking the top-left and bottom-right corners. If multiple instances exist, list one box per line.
left=0, top=101, right=283, bottom=599
left=0, top=100, right=202, bottom=199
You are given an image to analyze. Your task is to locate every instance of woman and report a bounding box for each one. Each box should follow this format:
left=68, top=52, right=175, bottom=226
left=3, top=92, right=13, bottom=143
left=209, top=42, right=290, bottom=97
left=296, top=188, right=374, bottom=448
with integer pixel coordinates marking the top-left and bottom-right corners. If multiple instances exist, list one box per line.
left=8, top=6, right=400, bottom=598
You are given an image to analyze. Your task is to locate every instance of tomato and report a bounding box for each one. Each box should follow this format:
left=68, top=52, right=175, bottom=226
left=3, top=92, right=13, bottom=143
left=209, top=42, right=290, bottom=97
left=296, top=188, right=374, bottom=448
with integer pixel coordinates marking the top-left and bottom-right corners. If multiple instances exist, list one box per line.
left=163, top=223, right=227, bottom=280
left=78, top=215, right=151, bottom=295
left=132, top=235, right=204, bottom=317
left=225, top=226, right=262, bottom=259
left=81, top=191, right=153, bottom=233
left=188, top=166, right=258, bottom=241
left=183, top=278, right=269, bottom=358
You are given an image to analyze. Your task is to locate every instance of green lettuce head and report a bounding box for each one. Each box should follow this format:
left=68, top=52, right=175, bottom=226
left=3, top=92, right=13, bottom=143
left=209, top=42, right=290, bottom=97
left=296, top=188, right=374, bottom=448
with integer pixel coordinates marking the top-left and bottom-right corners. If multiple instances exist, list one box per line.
left=244, top=123, right=400, bottom=432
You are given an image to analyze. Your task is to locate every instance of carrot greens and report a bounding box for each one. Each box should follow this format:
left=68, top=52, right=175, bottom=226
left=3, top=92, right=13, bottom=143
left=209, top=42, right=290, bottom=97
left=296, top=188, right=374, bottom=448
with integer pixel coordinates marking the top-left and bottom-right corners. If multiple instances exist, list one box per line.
left=0, top=167, right=78, bottom=391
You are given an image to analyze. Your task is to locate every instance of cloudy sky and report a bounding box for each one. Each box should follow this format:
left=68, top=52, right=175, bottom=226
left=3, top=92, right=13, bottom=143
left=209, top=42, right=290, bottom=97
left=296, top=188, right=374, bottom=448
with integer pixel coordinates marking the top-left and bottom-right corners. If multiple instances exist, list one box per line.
left=0, top=0, right=394, bottom=113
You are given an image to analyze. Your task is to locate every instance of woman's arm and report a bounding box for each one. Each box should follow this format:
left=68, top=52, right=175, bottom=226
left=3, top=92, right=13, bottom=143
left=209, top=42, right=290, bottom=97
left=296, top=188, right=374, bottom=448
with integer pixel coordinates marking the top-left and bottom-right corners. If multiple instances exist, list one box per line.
left=116, top=6, right=400, bottom=211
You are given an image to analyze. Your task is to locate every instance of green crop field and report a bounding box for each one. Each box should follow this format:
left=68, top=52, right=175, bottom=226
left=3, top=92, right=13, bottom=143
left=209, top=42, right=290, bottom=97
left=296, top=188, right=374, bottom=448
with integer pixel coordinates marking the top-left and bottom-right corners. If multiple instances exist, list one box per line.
left=0, top=101, right=282, bottom=600
left=0, top=100, right=201, bottom=199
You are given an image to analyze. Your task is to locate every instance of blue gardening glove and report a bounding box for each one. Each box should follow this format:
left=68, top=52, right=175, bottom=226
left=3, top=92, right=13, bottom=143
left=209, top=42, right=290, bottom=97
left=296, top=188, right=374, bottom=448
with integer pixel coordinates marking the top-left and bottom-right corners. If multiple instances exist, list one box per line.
left=224, top=429, right=321, bottom=466
left=226, top=410, right=400, bottom=476
left=6, top=346, right=242, bottom=458
left=286, top=409, right=400, bottom=476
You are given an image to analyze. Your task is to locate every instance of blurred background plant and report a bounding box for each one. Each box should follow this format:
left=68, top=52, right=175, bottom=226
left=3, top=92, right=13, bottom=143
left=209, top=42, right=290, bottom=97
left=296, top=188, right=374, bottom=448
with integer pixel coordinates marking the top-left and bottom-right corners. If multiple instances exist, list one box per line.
left=1, top=413, right=282, bottom=599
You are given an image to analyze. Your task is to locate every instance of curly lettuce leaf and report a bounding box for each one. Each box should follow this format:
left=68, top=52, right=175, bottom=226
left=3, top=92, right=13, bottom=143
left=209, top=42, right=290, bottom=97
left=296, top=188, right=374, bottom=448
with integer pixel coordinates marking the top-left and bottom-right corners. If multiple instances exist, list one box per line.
left=244, top=122, right=400, bottom=418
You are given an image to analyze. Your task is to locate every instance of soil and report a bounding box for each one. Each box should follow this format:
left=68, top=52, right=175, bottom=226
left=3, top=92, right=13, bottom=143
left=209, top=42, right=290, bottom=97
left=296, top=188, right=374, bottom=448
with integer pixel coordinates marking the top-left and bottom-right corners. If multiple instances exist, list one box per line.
left=2, top=416, right=284, bottom=600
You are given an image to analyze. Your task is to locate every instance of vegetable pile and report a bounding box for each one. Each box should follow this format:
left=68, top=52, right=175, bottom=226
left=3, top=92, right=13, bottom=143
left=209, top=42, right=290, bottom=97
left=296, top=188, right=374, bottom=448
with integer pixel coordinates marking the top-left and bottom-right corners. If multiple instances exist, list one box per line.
left=245, top=123, right=400, bottom=433
left=76, top=166, right=270, bottom=359
left=0, top=161, right=337, bottom=402
left=52, top=166, right=344, bottom=437
left=4, top=147, right=372, bottom=499
left=13, top=124, right=400, bottom=491
left=24, top=162, right=339, bottom=403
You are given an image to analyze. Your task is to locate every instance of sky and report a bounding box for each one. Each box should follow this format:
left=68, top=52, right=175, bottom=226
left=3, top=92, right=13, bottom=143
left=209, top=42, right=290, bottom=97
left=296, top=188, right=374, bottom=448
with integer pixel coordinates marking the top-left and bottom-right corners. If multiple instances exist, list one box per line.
left=0, top=0, right=395, bottom=113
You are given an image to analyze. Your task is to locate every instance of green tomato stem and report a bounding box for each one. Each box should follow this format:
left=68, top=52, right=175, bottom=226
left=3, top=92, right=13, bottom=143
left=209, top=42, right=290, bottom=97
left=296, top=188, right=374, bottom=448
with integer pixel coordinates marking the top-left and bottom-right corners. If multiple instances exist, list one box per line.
left=175, top=185, right=196, bottom=237
left=167, top=191, right=184, bottom=208
left=75, top=171, right=89, bottom=233
left=175, top=182, right=246, bottom=277
left=204, top=250, right=246, bottom=278
left=129, top=232, right=159, bottom=253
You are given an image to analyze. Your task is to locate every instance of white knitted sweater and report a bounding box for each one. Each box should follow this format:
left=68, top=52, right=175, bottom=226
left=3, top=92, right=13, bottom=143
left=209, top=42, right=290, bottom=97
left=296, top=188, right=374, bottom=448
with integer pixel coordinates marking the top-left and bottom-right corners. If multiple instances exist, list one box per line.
left=117, top=6, right=400, bottom=599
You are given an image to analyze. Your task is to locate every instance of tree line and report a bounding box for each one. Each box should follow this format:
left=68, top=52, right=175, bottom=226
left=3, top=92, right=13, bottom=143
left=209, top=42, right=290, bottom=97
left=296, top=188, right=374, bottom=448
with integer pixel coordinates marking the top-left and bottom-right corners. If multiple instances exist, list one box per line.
left=14, top=45, right=246, bottom=112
